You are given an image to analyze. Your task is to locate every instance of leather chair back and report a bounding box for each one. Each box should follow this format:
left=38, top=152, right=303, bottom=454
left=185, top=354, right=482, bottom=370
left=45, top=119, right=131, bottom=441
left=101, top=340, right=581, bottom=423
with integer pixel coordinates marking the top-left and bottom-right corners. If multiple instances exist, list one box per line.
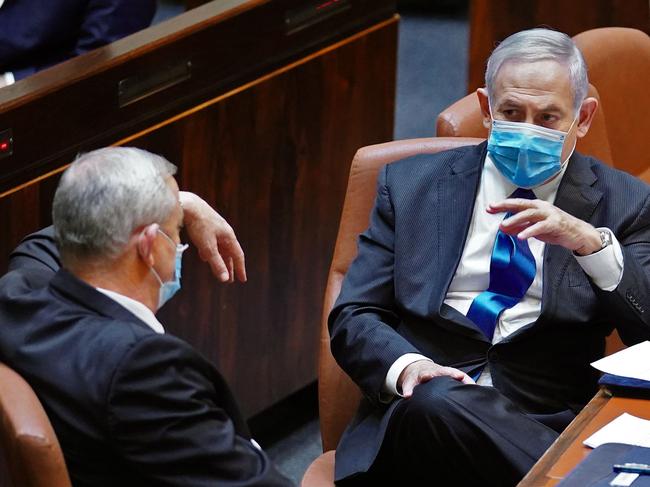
left=436, top=84, right=613, bottom=167
left=0, top=363, right=71, bottom=487
left=573, top=27, right=650, bottom=182
left=318, top=137, right=484, bottom=452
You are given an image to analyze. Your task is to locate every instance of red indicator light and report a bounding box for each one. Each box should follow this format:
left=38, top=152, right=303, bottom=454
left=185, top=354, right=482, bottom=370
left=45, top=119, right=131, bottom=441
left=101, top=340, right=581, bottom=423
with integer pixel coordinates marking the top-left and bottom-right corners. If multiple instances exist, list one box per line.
left=0, top=142, right=8, bottom=151
left=317, top=0, right=339, bottom=10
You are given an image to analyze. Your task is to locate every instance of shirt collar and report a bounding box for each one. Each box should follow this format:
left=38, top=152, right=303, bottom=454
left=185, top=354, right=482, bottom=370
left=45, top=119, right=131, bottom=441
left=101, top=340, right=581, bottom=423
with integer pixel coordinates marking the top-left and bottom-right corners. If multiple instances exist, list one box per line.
left=484, top=152, right=568, bottom=203
left=95, top=287, right=165, bottom=334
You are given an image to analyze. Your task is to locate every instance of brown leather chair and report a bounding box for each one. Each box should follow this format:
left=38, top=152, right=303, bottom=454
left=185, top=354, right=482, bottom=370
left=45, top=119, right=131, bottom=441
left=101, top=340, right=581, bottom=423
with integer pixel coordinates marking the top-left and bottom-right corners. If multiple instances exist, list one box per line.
left=573, top=27, right=650, bottom=182
left=301, top=137, right=484, bottom=487
left=436, top=84, right=614, bottom=168
left=0, top=363, right=71, bottom=487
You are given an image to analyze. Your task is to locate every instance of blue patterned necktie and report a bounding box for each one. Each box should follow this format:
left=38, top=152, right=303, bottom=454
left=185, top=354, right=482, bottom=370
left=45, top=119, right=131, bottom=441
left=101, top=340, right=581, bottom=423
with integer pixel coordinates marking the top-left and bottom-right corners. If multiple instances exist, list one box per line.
left=466, top=188, right=537, bottom=341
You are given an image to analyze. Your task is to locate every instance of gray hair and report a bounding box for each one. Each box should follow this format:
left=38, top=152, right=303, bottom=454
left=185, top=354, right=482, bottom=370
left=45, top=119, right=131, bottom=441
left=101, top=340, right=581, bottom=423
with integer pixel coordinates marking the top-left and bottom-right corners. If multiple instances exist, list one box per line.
left=485, top=28, right=589, bottom=113
left=53, top=147, right=177, bottom=263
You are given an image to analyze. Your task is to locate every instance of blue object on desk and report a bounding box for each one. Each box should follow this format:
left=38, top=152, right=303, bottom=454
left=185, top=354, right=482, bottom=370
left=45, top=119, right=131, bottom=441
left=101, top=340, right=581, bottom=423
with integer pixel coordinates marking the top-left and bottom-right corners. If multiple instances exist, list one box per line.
left=614, top=462, right=650, bottom=474
left=557, top=443, right=650, bottom=486
left=599, top=374, right=650, bottom=398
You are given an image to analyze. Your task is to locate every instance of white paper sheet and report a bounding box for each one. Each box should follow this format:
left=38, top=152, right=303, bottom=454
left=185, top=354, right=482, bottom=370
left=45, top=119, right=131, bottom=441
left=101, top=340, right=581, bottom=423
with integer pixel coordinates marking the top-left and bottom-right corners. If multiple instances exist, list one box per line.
left=591, top=341, right=650, bottom=381
left=583, top=412, right=650, bottom=448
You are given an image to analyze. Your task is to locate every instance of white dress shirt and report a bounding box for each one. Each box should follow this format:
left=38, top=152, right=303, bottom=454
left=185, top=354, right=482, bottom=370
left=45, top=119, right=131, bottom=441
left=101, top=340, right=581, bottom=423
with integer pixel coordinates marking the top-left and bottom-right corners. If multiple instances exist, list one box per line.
left=96, top=287, right=165, bottom=334
left=383, top=154, right=624, bottom=395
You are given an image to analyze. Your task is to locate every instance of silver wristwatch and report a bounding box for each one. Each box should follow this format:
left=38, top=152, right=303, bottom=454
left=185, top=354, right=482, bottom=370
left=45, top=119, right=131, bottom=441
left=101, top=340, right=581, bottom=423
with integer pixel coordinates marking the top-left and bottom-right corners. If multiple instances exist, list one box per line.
left=598, top=229, right=613, bottom=250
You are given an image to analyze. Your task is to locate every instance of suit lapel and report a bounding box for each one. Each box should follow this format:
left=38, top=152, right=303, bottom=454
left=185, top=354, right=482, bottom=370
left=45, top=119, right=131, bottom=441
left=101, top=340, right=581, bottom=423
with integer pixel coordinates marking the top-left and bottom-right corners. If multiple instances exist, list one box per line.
left=430, top=142, right=488, bottom=340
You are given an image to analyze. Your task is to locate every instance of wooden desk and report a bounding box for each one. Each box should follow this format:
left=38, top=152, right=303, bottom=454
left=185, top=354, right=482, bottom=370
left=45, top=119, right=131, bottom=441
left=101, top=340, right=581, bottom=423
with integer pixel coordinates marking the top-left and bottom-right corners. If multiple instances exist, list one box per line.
left=519, top=389, right=650, bottom=486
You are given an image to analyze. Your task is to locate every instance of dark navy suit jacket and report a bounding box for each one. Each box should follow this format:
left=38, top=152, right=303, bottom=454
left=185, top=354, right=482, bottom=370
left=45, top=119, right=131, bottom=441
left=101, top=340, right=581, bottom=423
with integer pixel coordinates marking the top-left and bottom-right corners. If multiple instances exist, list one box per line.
left=329, top=142, right=650, bottom=479
left=0, top=0, right=155, bottom=80
left=0, top=228, right=291, bottom=486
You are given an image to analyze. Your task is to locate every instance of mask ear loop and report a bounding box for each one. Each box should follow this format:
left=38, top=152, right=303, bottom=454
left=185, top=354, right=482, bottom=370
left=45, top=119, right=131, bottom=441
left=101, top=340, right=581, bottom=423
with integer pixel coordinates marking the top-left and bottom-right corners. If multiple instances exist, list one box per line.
left=487, top=95, right=495, bottom=123
left=560, top=103, right=584, bottom=165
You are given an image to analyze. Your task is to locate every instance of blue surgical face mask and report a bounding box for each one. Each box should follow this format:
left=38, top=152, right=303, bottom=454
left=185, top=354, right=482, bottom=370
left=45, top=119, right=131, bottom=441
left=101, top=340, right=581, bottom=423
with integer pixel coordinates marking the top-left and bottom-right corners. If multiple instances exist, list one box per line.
left=150, top=229, right=189, bottom=309
left=487, top=114, right=577, bottom=189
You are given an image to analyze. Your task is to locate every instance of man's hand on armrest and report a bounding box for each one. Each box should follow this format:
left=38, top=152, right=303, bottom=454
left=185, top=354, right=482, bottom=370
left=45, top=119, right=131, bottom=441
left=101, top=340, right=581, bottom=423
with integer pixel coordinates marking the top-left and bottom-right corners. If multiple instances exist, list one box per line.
left=398, top=360, right=474, bottom=398
left=179, top=191, right=247, bottom=283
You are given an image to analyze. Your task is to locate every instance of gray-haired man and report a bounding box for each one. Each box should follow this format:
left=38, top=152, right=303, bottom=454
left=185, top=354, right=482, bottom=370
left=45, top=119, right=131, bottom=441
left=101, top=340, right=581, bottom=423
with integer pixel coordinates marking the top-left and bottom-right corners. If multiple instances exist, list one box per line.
left=0, top=147, right=292, bottom=486
left=330, top=28, right=650, bottom=485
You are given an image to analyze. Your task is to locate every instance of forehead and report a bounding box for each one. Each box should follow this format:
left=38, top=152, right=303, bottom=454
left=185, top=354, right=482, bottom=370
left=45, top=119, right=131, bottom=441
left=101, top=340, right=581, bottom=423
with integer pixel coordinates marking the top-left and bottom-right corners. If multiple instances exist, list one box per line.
left=491, top=59, right=573, bottom=108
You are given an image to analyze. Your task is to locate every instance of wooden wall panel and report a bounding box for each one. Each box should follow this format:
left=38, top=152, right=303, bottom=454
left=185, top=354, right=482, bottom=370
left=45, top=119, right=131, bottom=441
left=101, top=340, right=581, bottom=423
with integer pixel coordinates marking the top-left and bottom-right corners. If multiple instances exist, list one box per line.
left=467, top=0, right=650, bottom=92
left=0, top=19, right=397, bottom=416
left=153, top=21, right=397, bottom=415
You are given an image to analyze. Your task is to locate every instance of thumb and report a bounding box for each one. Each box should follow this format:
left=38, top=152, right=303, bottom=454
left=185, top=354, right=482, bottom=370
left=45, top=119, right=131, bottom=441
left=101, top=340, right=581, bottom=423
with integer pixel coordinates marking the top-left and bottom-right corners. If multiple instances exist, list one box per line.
left=400, top=373, right=418, bottom=398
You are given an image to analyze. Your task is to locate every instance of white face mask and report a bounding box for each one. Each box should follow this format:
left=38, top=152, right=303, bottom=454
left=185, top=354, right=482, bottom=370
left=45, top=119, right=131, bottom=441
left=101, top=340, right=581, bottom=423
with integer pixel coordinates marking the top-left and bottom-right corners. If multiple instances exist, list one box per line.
left=149, top=229, right=188, bottom=309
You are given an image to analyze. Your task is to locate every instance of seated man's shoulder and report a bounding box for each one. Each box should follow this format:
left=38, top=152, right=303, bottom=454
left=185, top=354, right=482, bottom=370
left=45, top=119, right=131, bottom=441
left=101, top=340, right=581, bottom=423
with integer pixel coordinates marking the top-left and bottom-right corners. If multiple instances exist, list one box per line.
left=388, top=143, right=481, bottom=176
left=584, top=154, right=650, bottom=198
left=80, top=314, right=198, bottom=366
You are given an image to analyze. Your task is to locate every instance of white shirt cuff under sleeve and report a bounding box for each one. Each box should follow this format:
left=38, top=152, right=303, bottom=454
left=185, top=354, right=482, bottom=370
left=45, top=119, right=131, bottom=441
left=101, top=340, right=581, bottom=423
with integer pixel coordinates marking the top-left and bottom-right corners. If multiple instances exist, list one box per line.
left=574, top=228, right=624, bottom=291
left=382, top=353, right=432, bottom=401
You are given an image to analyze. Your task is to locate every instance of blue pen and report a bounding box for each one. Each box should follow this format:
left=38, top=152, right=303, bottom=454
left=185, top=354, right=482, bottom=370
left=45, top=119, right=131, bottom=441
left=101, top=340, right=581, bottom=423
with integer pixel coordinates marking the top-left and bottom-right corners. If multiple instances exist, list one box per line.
left=613, top=463, right=650, bottom=474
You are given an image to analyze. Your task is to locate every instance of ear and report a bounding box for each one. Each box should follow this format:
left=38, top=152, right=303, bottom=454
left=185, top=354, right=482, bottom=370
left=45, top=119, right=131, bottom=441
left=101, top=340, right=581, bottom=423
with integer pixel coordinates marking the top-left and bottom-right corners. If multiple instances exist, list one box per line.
left=476, top=88, right=492, bottom=129
left=576, top=97, right=598, bottom=139
left=137, top=223, right=159, bottom=267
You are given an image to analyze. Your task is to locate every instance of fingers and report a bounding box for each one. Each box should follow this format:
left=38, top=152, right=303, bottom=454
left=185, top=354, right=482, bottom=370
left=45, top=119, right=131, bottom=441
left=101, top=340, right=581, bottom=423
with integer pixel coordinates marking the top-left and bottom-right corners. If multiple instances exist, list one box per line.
left=500, top=208, right=545, bottom=236
left=515, top=220, right=549, bottom=240
left=224, top=238, right=247, bottom=283
left=198, top=241, right=230, bottom=282
left=487, top=197, right=537, bottom=214
left=227, top=257, right=235, bottom=284
left=179, top=191, right=247, bottom=283
left=460, top=373, right=476, bottom=385
left=400, top=362, right=474, bottom=398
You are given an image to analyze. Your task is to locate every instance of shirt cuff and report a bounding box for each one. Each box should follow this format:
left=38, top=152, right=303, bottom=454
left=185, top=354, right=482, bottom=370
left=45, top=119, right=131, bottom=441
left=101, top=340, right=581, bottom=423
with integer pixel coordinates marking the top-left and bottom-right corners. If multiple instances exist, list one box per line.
left=574, top=228, right=624, bottom=291
left=381, top=353, right=432, bottom=401
left=2, top=72, right=15, bottom=86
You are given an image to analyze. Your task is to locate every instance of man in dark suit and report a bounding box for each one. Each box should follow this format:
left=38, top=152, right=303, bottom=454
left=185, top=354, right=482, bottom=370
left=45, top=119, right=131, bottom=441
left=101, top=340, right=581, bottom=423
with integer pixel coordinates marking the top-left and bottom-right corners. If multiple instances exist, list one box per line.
left=0, top=0, right=155, bottom=85
left=330, top=28, right=650, bottom=486
left=0, top=147, right=291, bottom=486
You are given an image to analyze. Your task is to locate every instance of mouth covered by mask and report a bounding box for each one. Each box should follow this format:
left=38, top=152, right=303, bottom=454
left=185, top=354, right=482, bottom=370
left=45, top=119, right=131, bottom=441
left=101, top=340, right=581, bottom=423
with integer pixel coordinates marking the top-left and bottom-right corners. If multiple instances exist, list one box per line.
left=487, top=117, right=576, bottom=189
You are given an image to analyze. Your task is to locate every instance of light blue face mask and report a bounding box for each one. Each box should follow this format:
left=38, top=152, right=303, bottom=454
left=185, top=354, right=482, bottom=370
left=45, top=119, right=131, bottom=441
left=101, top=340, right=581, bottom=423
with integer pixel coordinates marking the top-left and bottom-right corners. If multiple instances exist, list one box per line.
left=487, top=117, right=576, bottom=189
left=150, top=229, right=189, bottom=309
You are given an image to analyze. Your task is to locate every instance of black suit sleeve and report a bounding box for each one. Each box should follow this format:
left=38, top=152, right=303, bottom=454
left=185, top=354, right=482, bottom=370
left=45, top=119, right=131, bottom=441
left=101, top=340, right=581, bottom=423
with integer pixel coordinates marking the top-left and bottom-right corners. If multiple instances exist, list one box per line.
left=7, top=226, right=61, bottom=291
left=329, top=166, right=422, bottom=401
left=602, top=193, right=650, bottom=344
left=107, top=333, right=292, bottom=486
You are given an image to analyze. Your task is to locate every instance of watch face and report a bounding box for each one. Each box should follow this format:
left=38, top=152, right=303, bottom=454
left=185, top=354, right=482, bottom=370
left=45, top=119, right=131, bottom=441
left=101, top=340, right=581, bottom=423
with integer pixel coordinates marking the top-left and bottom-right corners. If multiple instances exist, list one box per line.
left=600, top=230, right=612, bottom=248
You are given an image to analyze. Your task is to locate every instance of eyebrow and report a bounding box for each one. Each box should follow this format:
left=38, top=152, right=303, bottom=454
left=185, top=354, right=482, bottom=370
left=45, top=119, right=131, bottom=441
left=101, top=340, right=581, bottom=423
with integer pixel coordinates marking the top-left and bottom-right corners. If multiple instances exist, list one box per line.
left=497, top=98, right=565, bottom=113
